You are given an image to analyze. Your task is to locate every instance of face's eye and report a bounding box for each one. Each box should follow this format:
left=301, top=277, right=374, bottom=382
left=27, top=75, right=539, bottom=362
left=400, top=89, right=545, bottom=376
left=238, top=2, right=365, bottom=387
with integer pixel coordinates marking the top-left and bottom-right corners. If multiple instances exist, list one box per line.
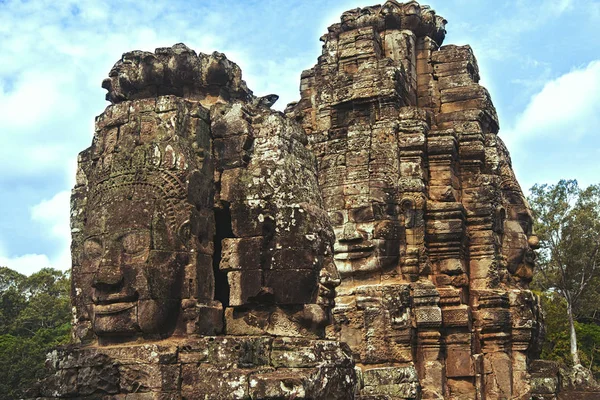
left=372, top=202, right=397, bottom=220
left=121, top=231, right=151, bottom=255
left=373, top=220, right=401, bottom=239
left=83, top=239, right=103, bottom=260
left=352, top=205, right=375, bottom=222
left=328, top=211, right=344, bottom=226
left=517, top=213, right=533, bottom=236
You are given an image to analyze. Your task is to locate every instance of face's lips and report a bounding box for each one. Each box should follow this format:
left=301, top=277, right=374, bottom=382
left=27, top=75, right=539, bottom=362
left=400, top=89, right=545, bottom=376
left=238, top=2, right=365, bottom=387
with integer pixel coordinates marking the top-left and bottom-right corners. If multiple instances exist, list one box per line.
left=93, top=291, right=139, bottom=315
left=93, top=292, right=138, bottom=305
left=94, top=301, right=136, bottom=315
left=317, top=285, right=335, bottom=307
left=334, top=243, right=375, bottom=260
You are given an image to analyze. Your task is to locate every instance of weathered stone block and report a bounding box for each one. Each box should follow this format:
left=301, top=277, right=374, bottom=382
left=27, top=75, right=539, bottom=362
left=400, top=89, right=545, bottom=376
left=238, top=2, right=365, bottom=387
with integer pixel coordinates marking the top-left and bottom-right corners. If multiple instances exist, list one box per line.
left=362, top=366, right=419, bottom=386
left=227, top=270, right=263, bottom=306
left=248, top=370, right=310, bottom=399
left=446, top=348, right=473, bottom=377
left=362, top=383, right=419, bottom=399
left=219, top=237, right=263, bottom=271
left=181, top=365, right=248, bottom=399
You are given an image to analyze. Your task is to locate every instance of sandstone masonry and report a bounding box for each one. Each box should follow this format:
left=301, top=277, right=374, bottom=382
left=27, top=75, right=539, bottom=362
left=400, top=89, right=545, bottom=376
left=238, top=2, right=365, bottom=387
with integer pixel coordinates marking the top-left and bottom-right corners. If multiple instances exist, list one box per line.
left=31, top=2, right=552, bottom=400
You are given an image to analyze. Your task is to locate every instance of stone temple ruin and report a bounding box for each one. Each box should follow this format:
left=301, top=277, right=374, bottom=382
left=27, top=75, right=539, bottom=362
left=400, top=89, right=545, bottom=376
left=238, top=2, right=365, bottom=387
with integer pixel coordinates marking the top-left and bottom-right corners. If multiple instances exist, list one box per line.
left=32, top=1, right=561, bottom=399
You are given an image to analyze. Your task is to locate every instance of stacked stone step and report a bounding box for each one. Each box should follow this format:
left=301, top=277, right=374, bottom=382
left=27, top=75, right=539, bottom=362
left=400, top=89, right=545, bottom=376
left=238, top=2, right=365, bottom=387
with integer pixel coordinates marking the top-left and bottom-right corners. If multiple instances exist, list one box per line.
left=34, top=338, right=356, bottom=399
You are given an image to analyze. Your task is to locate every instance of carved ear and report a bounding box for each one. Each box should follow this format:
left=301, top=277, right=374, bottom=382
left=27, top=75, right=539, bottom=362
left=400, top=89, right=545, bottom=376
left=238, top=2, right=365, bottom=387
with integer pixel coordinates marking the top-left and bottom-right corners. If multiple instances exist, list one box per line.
left=494, top=206, right=506, bottom=234
left=401, top=198, right=416, bottom=228
left=177, top=220, right=192, bottom=247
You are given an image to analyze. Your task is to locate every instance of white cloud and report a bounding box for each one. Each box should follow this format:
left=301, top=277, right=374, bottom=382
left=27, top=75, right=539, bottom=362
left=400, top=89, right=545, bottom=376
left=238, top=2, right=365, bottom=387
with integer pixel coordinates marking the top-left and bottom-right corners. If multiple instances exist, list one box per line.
left=0, top=252, right=66, bottom=276
left=0, top=191, right=73, bottom=275
left=443, top=0, right=582, bottom=69
left=548, top=0, right=573, bottom=15
left=31, top=190, right=71, bottom=241
left=503, top=60, right=600, bottom=148
left=0, top=0, right=235, bottom=184
left=242, top=56, right=315, bottom=111
left=501, top=60, right=600, bottom=190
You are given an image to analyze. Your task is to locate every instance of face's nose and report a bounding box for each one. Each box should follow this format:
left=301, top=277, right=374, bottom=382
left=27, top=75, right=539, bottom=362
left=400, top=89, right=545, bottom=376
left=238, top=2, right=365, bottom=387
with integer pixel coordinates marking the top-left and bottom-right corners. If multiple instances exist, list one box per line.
left=319, top=260, right=341, bottom=289
left=101, top=78, right=112, bottom=90
left=528, top=235, right=540, bottom=250
left=338, top=222, right=363, bottom=243
left=92, top=246, right=123, bottom=290
left=92, top=264, right=123, bottom=289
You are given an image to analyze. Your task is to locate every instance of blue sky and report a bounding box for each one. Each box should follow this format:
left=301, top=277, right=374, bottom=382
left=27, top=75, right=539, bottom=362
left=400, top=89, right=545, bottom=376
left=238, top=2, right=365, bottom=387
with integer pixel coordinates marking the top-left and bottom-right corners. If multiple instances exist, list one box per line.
left=1, top=0, right=598, bottom=275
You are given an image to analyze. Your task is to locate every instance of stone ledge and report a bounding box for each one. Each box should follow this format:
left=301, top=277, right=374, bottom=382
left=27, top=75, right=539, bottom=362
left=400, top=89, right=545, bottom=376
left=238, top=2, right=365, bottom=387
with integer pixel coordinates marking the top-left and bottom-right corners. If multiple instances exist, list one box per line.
left=29, top=337, right=356, bottom=400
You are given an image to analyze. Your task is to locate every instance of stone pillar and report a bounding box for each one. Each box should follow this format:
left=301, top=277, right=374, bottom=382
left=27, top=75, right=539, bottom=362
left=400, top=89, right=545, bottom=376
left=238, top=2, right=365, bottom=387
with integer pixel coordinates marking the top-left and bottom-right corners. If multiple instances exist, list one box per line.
left=382, top=28, right=418, bottom=105
left=413, top=282, right=445, bottom=399
left=397, top=107, right=429, bottom=279
left=416, top=36, right=440, bottom=110
left=510, top=289, right=540, bottom=398
left=473, top=290, right=513, bottom=399
left=439, top=287, right=476, bottom=399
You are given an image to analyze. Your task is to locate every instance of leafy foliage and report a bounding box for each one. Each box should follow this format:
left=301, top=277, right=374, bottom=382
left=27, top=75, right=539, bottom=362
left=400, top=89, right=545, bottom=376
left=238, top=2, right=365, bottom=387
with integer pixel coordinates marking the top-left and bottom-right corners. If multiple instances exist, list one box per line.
left=530, top=179, right=600, bottom=369
left=0, top=267, right=71, bottom=399
left=539, top=291, right=600, bottom=378
left=530, top=180, right=600, bottom=309
left=538, top=291, right=570, bottom=362
left=577, top=322, right=600, bottom=377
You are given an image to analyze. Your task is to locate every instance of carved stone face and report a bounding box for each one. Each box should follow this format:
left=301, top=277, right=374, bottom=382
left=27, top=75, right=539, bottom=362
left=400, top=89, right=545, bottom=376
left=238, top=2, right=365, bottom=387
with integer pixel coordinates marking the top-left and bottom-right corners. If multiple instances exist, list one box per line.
left=497, top=140, right=540, bottom=283
left=320, top=121, right=404, bottom=281
left=83, top=193, right=186, bottom=338
left=330, top=201, right=403, bottom=279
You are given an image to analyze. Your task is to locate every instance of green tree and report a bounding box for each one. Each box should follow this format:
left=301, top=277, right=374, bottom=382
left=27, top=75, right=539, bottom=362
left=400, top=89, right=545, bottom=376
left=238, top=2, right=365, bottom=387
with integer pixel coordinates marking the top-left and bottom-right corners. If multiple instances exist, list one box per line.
left=577, top=322, right=600, bottom=376
left=0, top=266, right=25, bottom=291
left=529, top=180, right=600, bottom=367
left=0, top=324, right=70, bottom=399
left=539, top=291, right=600, bottom=378
left=14, top=268, right=71, bottom=336
left=0, top=266, right=71, bottom=399
left=0, top=267, right=26, bottom=333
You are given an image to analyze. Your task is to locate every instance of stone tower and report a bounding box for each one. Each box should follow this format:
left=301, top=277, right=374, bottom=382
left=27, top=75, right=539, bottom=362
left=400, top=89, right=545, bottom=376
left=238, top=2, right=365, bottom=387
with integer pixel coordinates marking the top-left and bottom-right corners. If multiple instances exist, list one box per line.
left=33, top=45, right=356, bottom=399
left=287, top=1, right=543, bottom=399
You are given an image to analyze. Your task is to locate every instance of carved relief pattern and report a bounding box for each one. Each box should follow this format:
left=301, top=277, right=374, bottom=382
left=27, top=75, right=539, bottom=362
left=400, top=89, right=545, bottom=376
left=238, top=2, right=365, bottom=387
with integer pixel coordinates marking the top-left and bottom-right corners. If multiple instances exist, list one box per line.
left=288, top=1, right=542, bottom=399
left=35, top=2, right=544, bottom=399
